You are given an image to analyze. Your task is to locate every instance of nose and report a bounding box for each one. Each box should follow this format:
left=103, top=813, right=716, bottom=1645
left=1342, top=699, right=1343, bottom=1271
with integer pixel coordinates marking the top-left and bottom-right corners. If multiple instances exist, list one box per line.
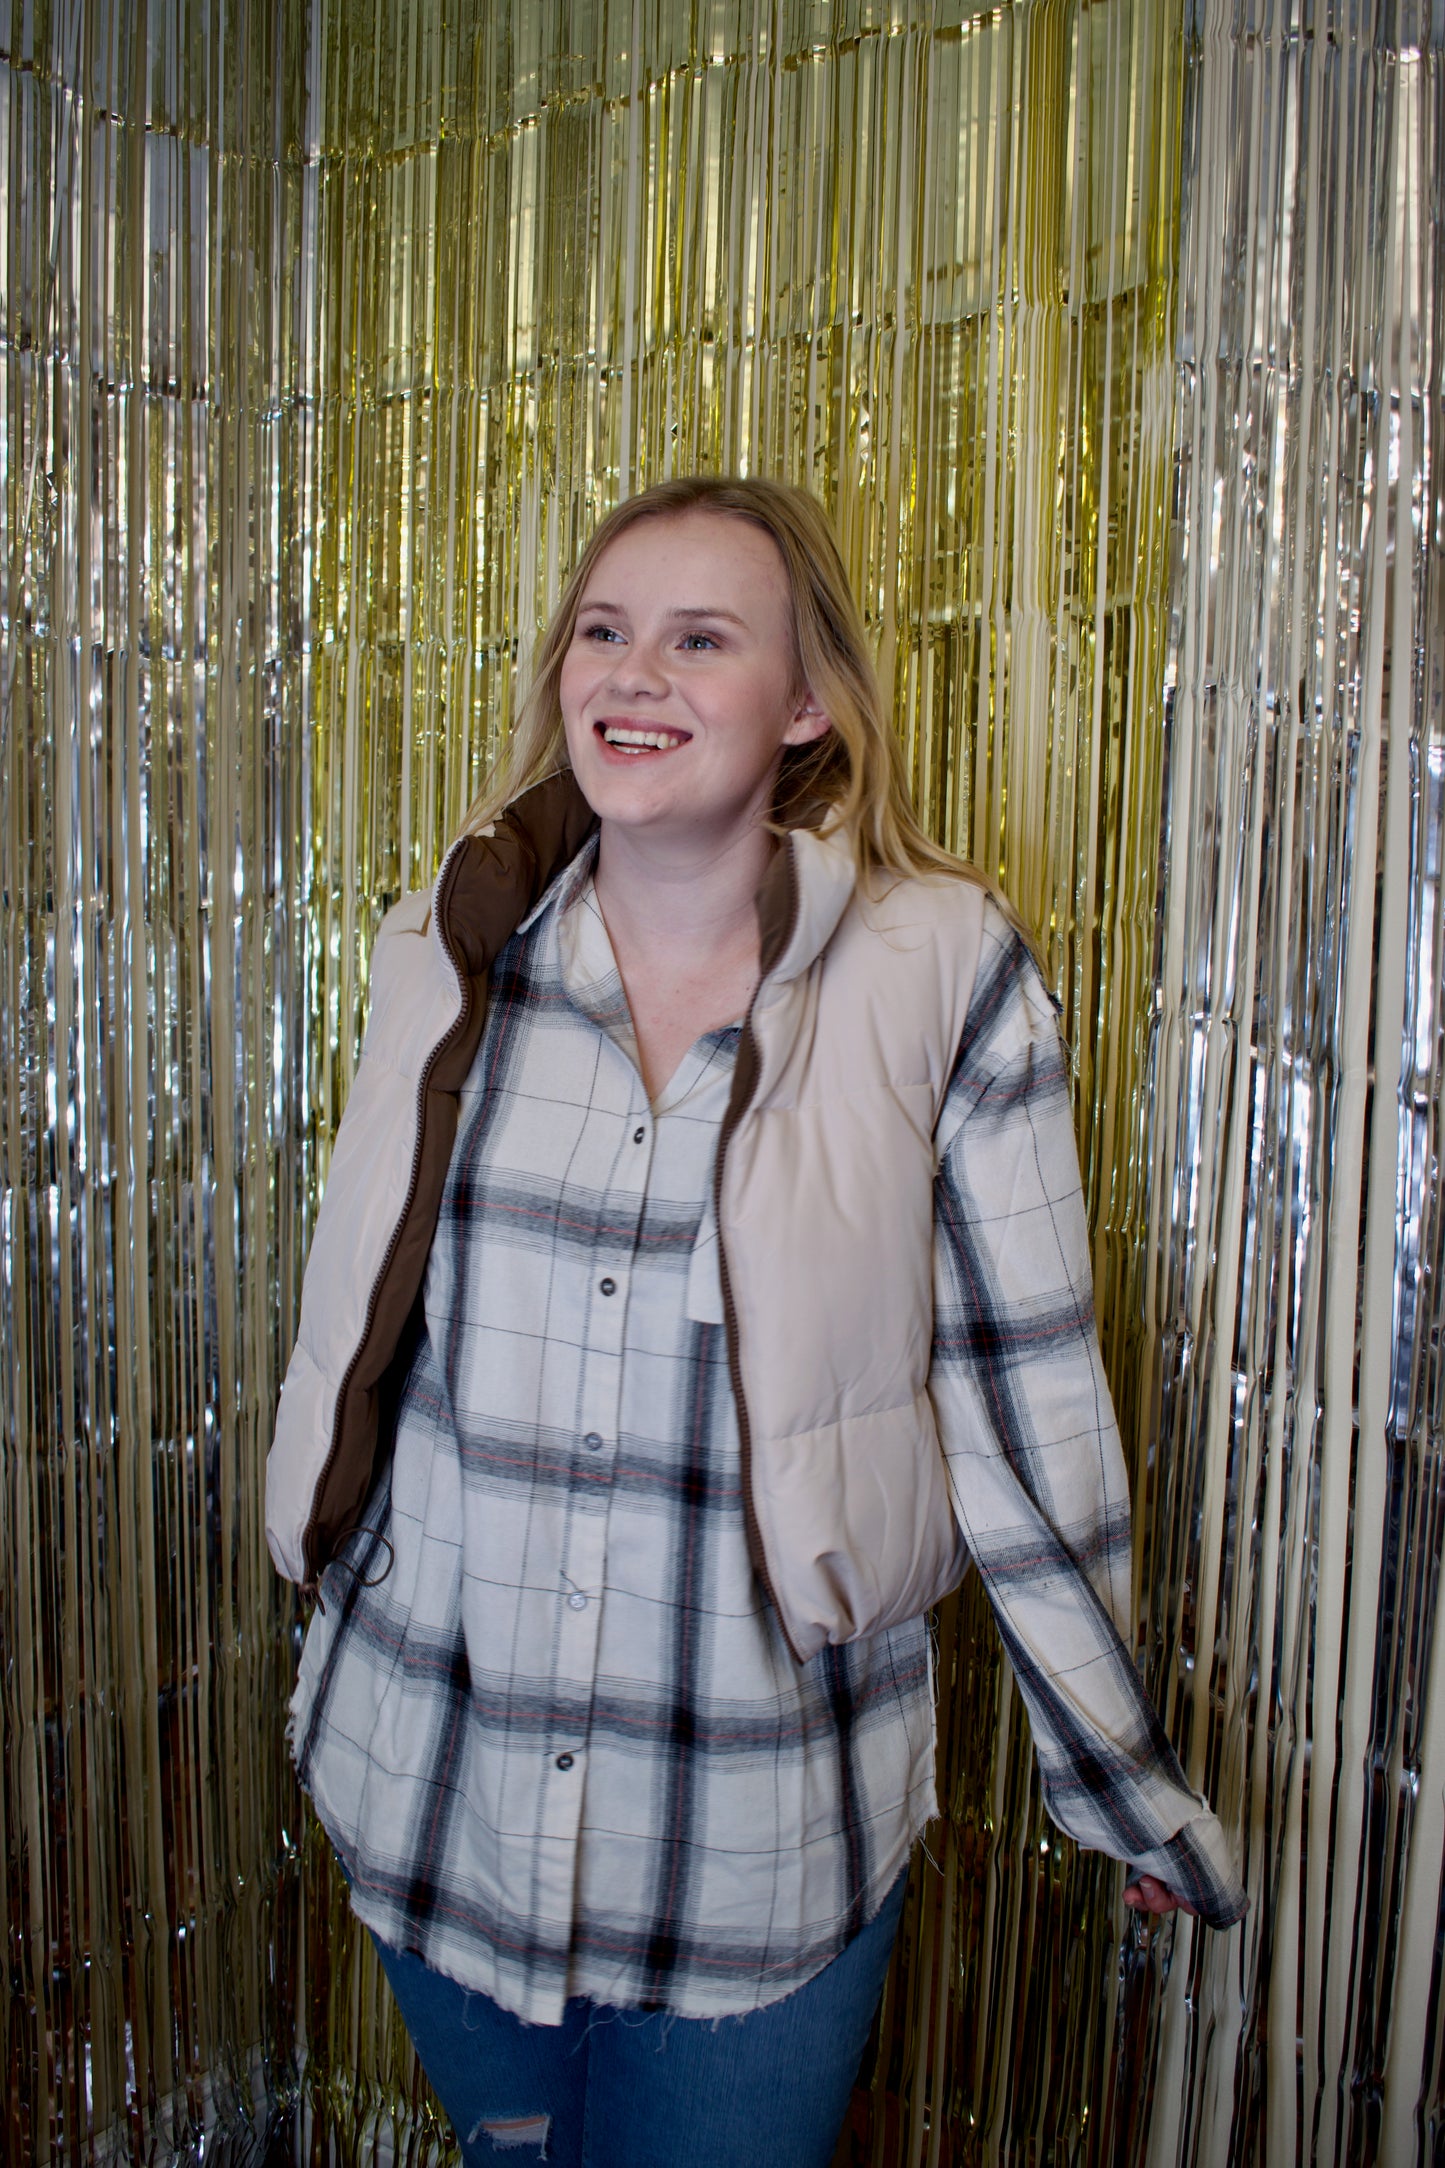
left=603, top=637, right=669, bottom=698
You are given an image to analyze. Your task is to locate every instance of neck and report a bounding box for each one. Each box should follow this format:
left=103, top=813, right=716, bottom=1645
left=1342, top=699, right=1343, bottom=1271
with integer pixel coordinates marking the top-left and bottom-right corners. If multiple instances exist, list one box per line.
left=591, top=819, right=777, bottom=965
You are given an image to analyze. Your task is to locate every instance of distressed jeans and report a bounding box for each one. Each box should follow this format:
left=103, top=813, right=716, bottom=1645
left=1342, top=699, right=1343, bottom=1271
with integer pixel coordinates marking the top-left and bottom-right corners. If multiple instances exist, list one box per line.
left=366, top=1868, right=909, bottom=2168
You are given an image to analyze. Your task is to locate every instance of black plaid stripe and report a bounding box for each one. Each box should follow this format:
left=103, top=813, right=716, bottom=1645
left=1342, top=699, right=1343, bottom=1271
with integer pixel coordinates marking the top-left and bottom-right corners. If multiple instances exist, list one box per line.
left=639, top=1321, right=723, bottom=2003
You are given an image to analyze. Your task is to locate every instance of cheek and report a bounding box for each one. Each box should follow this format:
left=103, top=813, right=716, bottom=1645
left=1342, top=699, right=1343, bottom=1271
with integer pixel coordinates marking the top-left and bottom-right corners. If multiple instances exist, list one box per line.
left=729, top=667, right=800, bottom=754
left=558, top=653, right=596, bottom=743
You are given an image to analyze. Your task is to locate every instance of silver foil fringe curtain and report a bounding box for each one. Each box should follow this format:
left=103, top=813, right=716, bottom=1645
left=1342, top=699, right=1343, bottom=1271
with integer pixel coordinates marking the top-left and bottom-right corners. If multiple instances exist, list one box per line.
left=2, top=2, right=1443, bottom=2163
left=1131, top=4, right=1445, bottom=2160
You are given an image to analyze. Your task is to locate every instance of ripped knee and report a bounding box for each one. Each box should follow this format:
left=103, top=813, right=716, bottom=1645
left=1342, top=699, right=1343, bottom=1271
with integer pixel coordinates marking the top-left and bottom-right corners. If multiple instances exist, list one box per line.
left=468, top=2110, right=552, bottom=2157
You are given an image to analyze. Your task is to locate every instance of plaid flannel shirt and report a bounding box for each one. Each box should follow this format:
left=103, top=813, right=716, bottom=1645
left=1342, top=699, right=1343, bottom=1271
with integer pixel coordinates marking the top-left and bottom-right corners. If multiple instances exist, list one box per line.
left=290, top=844, right=1244, bottom=2026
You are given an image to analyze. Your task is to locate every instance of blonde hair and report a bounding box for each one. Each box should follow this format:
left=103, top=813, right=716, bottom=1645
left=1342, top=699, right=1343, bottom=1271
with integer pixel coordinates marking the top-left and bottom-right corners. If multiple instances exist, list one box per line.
left=458, top=474, right=970, bottom=884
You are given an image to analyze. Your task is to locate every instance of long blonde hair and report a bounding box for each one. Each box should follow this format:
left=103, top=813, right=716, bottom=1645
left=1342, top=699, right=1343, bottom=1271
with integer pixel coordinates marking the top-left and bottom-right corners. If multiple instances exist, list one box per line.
left=458, top=474, right=968, bottom=883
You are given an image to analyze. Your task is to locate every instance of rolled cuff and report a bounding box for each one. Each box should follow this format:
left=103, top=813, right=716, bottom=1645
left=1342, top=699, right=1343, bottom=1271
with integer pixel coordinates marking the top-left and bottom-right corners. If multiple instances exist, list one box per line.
left=1128, top=1806, right=1248, bottom=1929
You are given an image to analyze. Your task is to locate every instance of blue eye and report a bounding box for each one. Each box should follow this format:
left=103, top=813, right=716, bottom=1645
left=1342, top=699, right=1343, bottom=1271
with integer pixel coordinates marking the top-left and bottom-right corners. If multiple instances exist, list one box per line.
left=680, top=632, right=717, bottom=650
left=581, top=623, right=621, bottom=643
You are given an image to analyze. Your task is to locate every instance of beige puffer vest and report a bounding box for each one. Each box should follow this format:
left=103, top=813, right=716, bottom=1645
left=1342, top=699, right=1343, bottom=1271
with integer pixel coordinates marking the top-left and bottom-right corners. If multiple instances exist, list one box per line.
left=266, top=776, right=986, bottom=1661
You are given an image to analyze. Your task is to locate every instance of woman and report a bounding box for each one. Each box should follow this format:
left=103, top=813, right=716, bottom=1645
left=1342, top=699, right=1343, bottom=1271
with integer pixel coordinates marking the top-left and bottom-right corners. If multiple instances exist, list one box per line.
left=267, top=477, right=1245, bottom=2168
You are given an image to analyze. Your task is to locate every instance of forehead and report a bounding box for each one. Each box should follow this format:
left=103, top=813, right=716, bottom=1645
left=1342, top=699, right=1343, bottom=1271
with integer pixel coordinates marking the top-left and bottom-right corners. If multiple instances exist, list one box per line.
left=582, top=509, right=787, bottom=598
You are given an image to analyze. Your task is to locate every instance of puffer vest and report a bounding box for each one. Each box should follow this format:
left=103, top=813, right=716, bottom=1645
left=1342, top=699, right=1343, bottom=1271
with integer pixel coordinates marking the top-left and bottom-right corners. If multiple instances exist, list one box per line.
left=265, top=774, right=987, bottom=1662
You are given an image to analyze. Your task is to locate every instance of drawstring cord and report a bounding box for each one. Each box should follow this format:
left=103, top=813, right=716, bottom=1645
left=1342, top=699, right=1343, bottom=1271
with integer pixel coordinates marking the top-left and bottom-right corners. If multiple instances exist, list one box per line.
left=304, top=1529, right=397, bottom=1616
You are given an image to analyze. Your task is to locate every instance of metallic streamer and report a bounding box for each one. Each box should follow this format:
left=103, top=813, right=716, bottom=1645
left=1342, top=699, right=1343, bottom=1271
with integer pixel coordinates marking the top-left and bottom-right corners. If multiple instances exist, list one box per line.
left=1128, top=5, right=1445, bottom=2163
left=4, top=2, right=1440, bottom=2164
left=1, top=0, right=316, bottom=2154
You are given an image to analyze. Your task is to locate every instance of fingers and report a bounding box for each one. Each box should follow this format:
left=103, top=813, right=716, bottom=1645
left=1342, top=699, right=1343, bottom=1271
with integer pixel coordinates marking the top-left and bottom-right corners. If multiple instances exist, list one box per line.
left=1122, top=1875, right=1200, bottom=1918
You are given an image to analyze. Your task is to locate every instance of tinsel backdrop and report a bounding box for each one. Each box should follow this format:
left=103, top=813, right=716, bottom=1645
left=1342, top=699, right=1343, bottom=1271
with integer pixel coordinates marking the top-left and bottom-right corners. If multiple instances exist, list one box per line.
left=1, top=1, right=1441, bottom=2163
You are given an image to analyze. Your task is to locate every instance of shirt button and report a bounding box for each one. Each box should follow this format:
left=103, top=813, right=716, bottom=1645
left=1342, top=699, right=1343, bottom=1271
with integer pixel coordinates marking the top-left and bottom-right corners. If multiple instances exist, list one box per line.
left=583, top=1431, right=604, bottom=1451
left=567, top=1592, right=587, bottom=1611
left=633, top=1126, right=646, bottom=1144
left=555, top=1752, right=575, bottom=1771
left=599, top=1276, right=616, bottom=1296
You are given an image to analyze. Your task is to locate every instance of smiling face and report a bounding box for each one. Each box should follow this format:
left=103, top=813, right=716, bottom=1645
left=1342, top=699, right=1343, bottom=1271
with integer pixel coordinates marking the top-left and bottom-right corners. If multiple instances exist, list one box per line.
left=558, top=510, right=830, bottom=854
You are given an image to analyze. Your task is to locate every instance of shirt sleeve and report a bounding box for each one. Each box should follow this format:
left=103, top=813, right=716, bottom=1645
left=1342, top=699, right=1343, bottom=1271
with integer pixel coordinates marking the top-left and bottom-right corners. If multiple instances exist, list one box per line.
left=930, top=896, right=1247, bottom=1929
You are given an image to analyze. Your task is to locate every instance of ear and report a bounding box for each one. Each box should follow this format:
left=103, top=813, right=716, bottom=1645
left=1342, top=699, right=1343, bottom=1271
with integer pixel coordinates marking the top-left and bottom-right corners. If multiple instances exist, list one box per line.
left=782, top=688, right=832, bottom=747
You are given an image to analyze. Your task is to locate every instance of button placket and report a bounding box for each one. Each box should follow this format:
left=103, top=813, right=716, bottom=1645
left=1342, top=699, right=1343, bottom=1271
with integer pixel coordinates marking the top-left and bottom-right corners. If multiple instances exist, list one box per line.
left=561, top=1112, right=637, bottom=1788
left=552, top=1083, right=647, bottom=1851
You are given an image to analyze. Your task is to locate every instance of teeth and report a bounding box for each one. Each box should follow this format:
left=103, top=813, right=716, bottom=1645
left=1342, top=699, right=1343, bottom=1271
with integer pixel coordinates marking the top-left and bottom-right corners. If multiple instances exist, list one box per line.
left=602, top=727, right=687, bottom=750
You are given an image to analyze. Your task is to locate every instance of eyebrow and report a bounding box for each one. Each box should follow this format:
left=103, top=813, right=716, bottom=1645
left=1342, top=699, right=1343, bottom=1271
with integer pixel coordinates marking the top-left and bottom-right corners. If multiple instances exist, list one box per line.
left=576, top=602, right=749, bottom=627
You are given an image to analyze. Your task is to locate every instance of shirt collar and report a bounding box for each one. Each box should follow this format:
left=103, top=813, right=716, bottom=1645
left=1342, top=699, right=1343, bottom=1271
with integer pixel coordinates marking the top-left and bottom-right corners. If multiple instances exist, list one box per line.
left=513, top=828, right=601, bottom=937
left=555, top=865, right=637, bottom=1051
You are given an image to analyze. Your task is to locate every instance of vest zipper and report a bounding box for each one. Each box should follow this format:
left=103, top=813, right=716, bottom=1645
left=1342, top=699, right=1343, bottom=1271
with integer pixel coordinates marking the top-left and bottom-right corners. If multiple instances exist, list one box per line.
left=301, top=848, right=473, bottom=1586
left=713, top=852, right=806, bottom=1666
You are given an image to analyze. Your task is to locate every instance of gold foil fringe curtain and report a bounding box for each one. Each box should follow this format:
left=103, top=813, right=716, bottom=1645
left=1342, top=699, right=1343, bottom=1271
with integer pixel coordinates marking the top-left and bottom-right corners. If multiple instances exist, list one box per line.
left=3, top=0, right=317, bottom=2160
left=2, top=2, right=1441, bottom=2164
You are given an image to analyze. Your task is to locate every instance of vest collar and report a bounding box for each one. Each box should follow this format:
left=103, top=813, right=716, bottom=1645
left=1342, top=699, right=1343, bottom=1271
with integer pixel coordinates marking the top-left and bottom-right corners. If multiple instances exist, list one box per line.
left=754, top=823, right=858, bottom=988
left=430, top=773, right=600, bottom=978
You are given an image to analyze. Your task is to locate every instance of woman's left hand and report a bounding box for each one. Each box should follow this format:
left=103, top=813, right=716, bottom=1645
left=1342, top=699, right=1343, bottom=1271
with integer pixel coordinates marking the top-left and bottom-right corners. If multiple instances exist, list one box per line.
left=1122, top=1874, right=1198, bottom=1918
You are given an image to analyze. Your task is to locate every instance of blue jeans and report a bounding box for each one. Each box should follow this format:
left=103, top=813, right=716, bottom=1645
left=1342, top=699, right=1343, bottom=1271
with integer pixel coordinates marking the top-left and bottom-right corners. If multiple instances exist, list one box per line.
left=366, top=1870, right=909, bottom=2168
